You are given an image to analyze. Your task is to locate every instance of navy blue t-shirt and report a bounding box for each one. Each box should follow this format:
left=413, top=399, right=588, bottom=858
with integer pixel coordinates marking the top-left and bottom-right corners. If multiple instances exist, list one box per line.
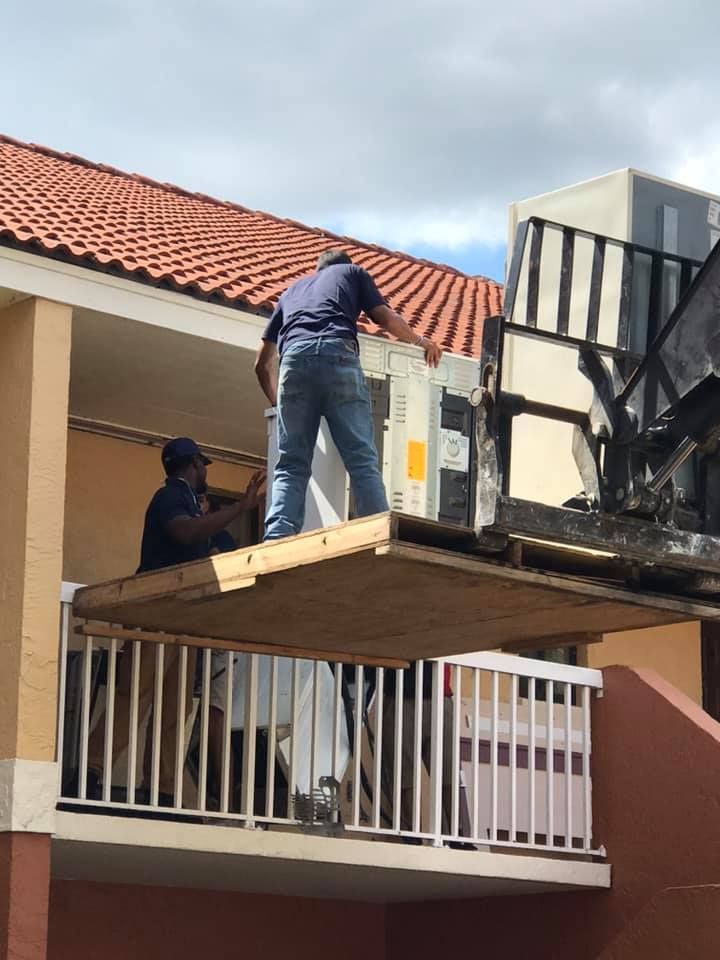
left=137, top=477, right=209, bottom=573
left=262, top=263, right=386, bottom=355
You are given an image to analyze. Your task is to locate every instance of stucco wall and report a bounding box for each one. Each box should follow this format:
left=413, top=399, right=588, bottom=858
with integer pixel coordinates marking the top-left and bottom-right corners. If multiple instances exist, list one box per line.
left=586, top=621, right=702, bottom=705
left=0, top=297, right=72, bottom=762
left=48, top=880, right=385, bottom=960
left=62, top=430, right=256, bottom=585
left=45, top=667, right=720, bottom=958
left=386, top=665, right=720, bottom=959
left=0, top=834, right=52, bottom=960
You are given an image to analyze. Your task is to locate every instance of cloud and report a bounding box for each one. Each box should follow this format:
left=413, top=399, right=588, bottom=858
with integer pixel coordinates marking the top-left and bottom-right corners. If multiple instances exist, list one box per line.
left=2, top=0, right=720, bottom=255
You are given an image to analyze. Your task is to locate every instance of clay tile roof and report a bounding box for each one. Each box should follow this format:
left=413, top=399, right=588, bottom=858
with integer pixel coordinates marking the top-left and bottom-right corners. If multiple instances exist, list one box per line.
left=0, top=135, right=503, bottom=357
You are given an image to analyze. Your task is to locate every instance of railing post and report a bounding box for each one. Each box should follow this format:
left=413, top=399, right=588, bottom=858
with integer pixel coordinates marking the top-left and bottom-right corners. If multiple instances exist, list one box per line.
left=198, top=647, right=211, bottom=813
left=241, top=653, right=259, bottom=827
left=429, top=660, right=444, bottom=846
left=56, top=603, right=71, bottom=795
left=150, top=643, right=164, bottom=807
left=372, top=668, right=384, bottom=831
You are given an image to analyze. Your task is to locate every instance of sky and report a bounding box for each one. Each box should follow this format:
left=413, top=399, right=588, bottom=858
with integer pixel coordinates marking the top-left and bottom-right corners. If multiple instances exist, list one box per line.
left=2, top=0, right=719, bottom=281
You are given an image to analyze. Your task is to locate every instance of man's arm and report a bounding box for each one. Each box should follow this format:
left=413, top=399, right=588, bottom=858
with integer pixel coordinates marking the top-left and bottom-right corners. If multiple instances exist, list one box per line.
left=357, top=268, right=442, bottom=368
left=368, top=304, right=443, bottom=368
left=167, top=471, right=266, bottom=545
left=369, top=303, right=442, bottom=367
left=254, top=340, right=279, bottom=406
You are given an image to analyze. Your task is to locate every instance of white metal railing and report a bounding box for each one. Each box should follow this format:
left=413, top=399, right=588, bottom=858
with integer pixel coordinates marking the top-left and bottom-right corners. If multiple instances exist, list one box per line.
left=57, top=585, right=604, bottom=856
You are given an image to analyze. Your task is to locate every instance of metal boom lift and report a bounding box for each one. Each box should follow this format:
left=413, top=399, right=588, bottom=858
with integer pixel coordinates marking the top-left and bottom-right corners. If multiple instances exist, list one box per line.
left=474, top=215, right=720, bottom=596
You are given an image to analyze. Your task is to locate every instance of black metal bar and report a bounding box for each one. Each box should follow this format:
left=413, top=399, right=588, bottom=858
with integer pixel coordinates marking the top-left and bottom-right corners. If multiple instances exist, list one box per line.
left=499, top=415, right=513, bottom=497
left=586, top=236, right=606, bottom=343
left=680, top=258, right=693, bottom=299
left=491, top=496, right=720, bottom=579
left=504, top=321, right=643, bottom=362
left=526, top=220, right=544, bottom=329
left=636, top=253, right=666, bottom=429
left=479, top=315, right=504, bottom=422
left=646, top=253, right=664, bottom=349
left=498, top=392, right=589, bottom=428
left=523, top=216, right=703, bottom=270
left=557, top=227, right=574, bottom=336
left=646, top=436, right=698, bottom=494
left=619, top=237, right=720, bottom=407
left=503, top=219, right=530, bottom=323
left=616, top=245, right=634, bottom=352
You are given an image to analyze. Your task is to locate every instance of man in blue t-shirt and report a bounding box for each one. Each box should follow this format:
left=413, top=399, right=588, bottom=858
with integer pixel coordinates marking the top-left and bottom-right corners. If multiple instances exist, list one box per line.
left=137, top=437, right=263, bottom=572
left=86, top=438, right=264, bottom=805
left=255, top=250, right=442, bottom=539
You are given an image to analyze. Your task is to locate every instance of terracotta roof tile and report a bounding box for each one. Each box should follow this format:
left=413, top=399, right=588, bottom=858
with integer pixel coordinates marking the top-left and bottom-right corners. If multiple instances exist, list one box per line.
left=0, top=134, right=503, bottom=357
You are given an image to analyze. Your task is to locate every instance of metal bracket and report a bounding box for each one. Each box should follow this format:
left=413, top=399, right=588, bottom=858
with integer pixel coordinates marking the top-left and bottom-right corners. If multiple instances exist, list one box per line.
left=472, top=395, right=499, bottom=531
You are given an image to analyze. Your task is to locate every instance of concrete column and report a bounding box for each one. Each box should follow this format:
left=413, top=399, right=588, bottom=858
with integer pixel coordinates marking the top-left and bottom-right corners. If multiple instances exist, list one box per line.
left=0, top=297, right=72, bottom=960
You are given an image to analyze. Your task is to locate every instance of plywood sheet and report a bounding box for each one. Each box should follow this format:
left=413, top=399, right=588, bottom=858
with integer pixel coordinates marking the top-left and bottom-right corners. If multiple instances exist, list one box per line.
left=73, top=513, right=720, bottom=663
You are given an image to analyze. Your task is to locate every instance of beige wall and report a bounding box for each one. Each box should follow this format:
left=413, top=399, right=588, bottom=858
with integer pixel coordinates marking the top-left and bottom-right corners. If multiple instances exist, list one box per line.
left=585, top=622, right=702, bottom=704
left=63, top=430, right=256, bottom=585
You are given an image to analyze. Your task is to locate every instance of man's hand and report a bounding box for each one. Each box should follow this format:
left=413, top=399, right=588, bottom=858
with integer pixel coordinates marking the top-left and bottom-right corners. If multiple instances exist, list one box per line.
left=241, top=470, right=266, bottom=511
left=419, top=337, right=443, bottom=368
left=167, top=470, right=267, bottom=546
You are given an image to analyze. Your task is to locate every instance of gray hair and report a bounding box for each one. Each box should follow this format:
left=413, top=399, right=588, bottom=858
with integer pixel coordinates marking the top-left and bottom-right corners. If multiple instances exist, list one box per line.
left=317, top=249, right=352, bottom=271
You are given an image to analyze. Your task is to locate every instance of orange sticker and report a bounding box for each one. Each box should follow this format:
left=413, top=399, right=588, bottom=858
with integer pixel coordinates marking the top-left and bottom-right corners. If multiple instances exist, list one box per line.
left=407, top=440, right=427, bottom=481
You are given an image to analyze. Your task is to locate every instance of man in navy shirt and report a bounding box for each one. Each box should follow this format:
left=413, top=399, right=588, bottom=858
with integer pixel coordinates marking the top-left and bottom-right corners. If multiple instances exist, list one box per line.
left=138, top=437, right=263, bottom=572
left=255, top=250, right=442, bottom=539
left=86, top=438, right=264, bottom=805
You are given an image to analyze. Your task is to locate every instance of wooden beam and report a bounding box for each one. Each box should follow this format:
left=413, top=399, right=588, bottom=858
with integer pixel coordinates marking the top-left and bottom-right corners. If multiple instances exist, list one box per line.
left=499, top=632, right=603, bottom=654
left=73, top=512, right=394, bottom=615
left=492, top=497, right=720, bottom=578
left=378, top=541, right=720, bottom=621
left=75, top=622, right=409, bottom=670
left=69, top=511, right=720, bottom=665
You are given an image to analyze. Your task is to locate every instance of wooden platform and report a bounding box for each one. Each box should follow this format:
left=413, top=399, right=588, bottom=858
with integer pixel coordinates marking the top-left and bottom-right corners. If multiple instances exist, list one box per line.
left=72, top=513, right=720, bottom=664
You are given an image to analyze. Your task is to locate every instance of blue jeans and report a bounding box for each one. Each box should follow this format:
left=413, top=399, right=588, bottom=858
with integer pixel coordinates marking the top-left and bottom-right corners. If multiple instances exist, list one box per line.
left=265, top=337, right=389, bottom=539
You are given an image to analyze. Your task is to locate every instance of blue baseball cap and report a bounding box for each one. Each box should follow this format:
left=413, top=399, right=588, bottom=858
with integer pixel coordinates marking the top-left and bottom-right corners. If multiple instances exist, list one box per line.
left=161, top=437, right=212, bottom=471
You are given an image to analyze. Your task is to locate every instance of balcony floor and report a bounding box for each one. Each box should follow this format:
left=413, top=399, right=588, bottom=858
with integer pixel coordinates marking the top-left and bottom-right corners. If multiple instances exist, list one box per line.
left=52, top=812, right=610, bottom=903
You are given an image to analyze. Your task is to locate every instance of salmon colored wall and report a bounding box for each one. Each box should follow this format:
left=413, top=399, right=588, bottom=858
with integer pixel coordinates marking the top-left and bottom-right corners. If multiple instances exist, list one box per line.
left=586, top=621, right=702, bottom=704
left=48, top=880, right=385, bottom=960
left=63, top=430, right=255, bottom=585
left=596, top=885, right=720, bottom=958
left=0, top=834, right=52, bottom=960
left=386, top=666, right=720, bottom=959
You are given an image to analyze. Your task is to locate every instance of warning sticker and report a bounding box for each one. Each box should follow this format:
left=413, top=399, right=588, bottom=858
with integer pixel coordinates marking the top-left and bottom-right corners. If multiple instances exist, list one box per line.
left=407, top=440, right=427, bottom=481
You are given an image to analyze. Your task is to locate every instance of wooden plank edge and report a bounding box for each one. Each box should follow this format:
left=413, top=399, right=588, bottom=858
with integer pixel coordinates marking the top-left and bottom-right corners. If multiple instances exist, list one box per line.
left=75, top=622, right=409, bottom=670
left=73, top=512, right=394, bottom=615
left=377, top=541, right=720, bottom=621
left=499, top=632, right=603, bottom=654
